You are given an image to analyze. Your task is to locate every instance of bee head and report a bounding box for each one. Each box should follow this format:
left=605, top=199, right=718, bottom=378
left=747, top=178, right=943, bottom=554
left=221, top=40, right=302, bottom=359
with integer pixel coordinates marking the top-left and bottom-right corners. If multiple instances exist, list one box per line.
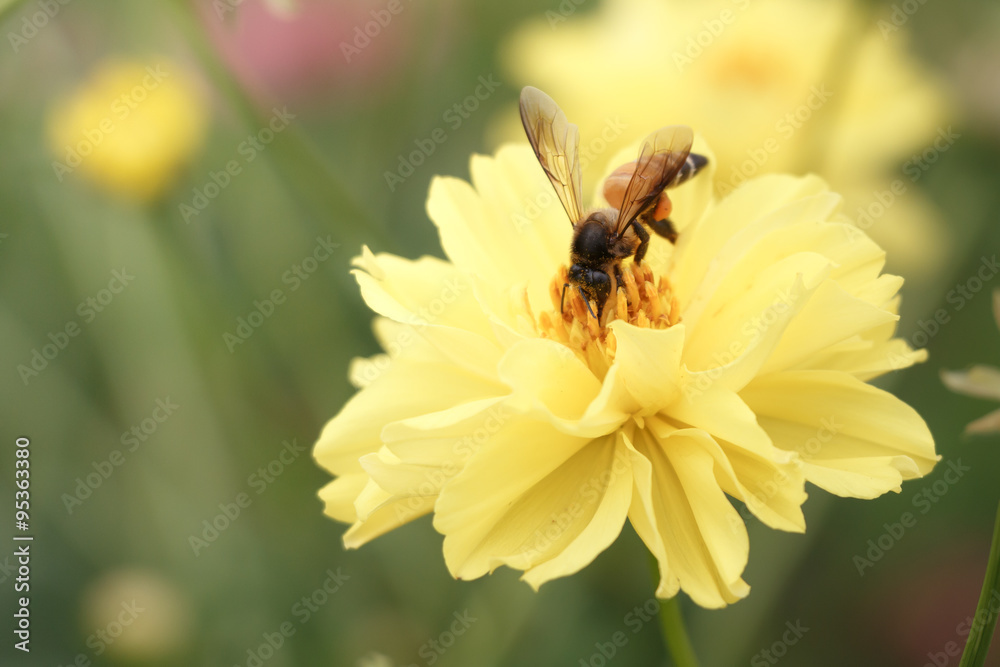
left=568, top=263, right=611, bottom=315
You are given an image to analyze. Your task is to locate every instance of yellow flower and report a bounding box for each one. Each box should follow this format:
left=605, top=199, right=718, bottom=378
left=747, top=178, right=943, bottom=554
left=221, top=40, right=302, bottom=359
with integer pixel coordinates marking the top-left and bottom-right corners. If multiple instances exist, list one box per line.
left=314, top=140, right=938, bottom=608
left=81, top=569, right=190, bottom=660
left=48, top=59, right=206, bottom=201
left=942, top=290, right=1000, bottom=434
left=495, top=0, right=952, bottom=280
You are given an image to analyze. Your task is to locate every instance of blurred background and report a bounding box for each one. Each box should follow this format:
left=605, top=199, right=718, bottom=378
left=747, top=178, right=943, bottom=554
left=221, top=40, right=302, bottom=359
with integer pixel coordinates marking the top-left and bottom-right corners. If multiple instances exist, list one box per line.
left=1, top=0, right=999, bottom=665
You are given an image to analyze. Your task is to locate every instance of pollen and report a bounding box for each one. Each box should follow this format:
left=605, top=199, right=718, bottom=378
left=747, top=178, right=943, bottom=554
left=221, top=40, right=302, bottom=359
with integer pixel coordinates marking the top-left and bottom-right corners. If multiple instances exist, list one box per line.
left=534, top=262, right=680, bottom=376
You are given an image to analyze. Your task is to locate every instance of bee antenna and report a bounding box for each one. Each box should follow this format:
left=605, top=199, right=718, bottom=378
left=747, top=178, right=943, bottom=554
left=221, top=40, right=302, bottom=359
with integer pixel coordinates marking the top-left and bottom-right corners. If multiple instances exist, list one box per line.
left=560, top=283, right=570, bottom=314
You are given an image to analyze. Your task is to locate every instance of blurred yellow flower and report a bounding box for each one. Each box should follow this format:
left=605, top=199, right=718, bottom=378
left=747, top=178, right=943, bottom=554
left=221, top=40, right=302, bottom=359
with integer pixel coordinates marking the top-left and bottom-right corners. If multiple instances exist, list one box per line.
left=942, top=290, right=1000, bottom=434
left=81, top=568, right=191, bottom=661
left=48, top=59, right=207, bottom=201
left=314, top=138, right=938, bottom=608
left=496, top=0, right=953, bottom=280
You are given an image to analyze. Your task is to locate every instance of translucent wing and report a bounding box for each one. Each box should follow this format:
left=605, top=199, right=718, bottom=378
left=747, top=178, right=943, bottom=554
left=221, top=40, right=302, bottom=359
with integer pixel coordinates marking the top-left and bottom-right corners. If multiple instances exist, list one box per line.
left=614, top=125, right=693, bottom=236
left=519, top=86, right=584, bottom=224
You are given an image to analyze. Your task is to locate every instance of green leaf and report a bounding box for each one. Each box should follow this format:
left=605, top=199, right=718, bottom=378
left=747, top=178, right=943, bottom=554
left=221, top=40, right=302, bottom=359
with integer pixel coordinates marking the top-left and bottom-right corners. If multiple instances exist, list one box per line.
left=958, top=501, right=1000, bottom=667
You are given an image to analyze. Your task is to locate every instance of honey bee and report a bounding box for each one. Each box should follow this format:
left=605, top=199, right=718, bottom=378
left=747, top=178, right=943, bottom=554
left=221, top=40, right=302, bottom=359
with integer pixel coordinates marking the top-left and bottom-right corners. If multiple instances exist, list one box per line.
left=519, top=86, right=708, bottom=322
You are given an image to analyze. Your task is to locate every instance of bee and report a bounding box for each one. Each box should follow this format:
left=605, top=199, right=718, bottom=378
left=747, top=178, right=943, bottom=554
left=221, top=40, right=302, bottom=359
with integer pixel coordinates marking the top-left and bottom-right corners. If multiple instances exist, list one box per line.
left=519, top=86, right=708, bottom=323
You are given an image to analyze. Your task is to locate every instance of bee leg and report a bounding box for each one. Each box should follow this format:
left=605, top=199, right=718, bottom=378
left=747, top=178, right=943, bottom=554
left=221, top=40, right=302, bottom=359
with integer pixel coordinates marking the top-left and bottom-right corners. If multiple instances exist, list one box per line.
left=647, top=217, right=679, bottom=244
left=614, top=264, right=624, bottom=291
left=629, top=220, right=651, bottom=265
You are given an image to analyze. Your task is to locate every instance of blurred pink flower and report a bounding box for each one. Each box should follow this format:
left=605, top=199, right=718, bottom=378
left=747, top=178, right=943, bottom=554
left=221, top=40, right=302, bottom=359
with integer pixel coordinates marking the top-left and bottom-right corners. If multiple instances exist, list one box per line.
left=201, top=0, right=427, bottom=106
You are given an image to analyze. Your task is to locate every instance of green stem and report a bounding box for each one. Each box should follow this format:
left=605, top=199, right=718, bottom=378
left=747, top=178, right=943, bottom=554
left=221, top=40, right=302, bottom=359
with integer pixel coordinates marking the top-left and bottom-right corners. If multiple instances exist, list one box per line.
left=958, top=501, right=1000, bottom=667
left=649, top=552, right=701, bottom=667
left=658, top=596, right=701, bottom=667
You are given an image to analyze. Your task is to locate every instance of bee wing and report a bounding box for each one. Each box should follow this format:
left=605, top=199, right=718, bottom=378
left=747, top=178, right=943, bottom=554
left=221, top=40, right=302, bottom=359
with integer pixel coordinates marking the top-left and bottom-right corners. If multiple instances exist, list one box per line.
left=614, top=125, right=693, bottom=236
left=519, top=86, right=584, bottom=224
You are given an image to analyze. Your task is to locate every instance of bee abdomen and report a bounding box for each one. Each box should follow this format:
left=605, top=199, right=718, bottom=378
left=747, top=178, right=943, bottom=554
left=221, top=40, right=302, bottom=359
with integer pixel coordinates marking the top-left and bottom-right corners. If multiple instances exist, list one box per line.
left=669, top=153, right=709, bottom=188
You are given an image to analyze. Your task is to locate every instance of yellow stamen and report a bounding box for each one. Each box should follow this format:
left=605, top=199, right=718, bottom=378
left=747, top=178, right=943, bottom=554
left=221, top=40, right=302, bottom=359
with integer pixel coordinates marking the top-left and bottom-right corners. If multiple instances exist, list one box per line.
left=529, top=262, right=681, bottom=378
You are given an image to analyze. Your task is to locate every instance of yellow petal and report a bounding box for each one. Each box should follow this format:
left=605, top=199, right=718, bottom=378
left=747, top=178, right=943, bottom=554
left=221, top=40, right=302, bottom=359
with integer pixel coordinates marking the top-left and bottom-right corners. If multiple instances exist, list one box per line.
left=343, top=478, right=436, bottom=549
left=671, top=174, right=829, bottom=310
left=381, top=397, right=510, bottom=466
left=318, top=474, right=369, bottom=523
left=741, top=370, right=939, bottom=498
left=427, top=145, right=571, bottom=309
left=352, top=248, right=494, bottom=339
left=630, top=427, right=750, bottom=608
left=521, top=436, right=634, bottom=589
left=489, top=337, right=628, bottom=439
left=313, top=354, right=506, bottom=476
left=797, top=455, right=920, bottom=499
left=761, top=279, right=899, bottom=375
left=623, top=433, right=680, bottom=599
left=683, top=269, right=817, bottom=387
left=498, top=338, right=602, bottom=422
left=434, top=417, right=597, bottom=579
left=370, top=317, right=502, bottom=380
left=663, top=388, right=806, bottom=532
left=605, top=321, right=685, bottom=416
left=342, top=399, right=511, bottom=546
left=802, top=332, right=926, bottom=380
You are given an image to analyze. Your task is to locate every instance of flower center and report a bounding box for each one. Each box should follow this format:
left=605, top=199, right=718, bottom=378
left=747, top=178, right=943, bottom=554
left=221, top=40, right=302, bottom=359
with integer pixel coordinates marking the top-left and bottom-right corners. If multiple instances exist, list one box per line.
left=530, top=261, right=680, bottom=377
left=707, top=44, right=790, bottom=93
